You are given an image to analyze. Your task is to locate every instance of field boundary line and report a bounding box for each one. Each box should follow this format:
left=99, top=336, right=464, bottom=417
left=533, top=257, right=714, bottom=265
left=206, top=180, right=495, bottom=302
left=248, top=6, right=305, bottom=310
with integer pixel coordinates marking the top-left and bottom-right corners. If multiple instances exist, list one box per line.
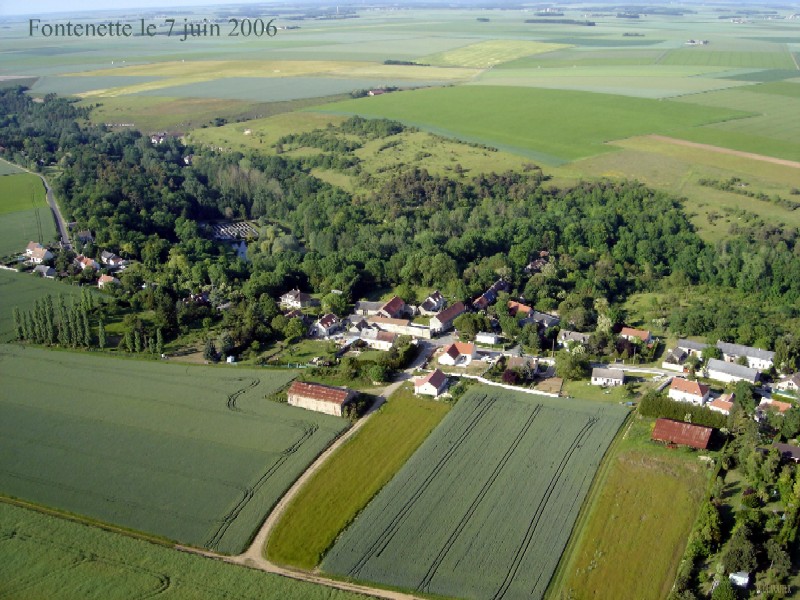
left=647, top=135, right=800, bottom=169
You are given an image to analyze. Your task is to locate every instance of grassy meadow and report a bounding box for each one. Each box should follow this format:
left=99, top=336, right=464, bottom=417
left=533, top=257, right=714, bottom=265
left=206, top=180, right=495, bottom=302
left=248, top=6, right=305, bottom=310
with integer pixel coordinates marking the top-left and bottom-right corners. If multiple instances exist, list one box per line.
left=551, top=416, right=710, bottom=600
left=0, top=502, right=370, bottom=600
left=267, top=383, right=450, bottom=569
left=0, top=345, right=347, bottom=555
left=323, top=387, right=627, bottom=600
left=0, top=171, right=54, bottom=256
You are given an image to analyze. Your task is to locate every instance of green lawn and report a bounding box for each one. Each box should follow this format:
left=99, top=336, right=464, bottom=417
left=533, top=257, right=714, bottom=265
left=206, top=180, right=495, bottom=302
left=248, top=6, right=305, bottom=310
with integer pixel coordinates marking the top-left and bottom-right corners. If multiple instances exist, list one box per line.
left=312, top=86, right=748, bottom=164
left=266, top=383, right=450, bottom=569
left=0, top=501, right=370, bottom=600
left=551, top=416, right=711, bottom=600
left=0, top=345, right=346, bottom=555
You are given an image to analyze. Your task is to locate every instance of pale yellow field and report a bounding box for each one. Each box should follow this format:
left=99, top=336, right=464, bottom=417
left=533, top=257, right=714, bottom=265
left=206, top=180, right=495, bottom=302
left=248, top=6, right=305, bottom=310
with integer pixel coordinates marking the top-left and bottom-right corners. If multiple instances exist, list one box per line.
left=420, top=40, right=569, bottom=68
left=66, top=60, right=480, bottom=98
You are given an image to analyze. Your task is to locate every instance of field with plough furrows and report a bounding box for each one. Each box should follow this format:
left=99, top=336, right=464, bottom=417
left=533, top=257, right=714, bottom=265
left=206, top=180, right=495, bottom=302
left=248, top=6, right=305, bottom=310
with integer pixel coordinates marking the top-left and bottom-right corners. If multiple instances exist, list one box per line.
left=323, top=387, right=628, bottom=600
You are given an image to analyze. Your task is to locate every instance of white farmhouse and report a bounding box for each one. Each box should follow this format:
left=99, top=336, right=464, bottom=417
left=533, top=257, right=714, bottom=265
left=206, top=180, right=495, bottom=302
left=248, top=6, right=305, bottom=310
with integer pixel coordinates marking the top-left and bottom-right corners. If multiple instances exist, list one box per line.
left=414, top=369, right=448, bottom=397
left=591, top=368, right=624, bottom=387
left=668, top=378, right=710, bottom=406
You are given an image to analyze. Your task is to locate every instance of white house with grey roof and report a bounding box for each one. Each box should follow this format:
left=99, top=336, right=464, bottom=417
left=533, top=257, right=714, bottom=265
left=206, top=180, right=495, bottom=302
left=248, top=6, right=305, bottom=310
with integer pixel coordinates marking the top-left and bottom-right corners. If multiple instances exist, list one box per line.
left=706, top=358, right=759, bottom=384
left=591, top=368, right=624, bottom=387
left=716, top=341, right=774, bottom=371
left=676, top=339, right=708, bottom=357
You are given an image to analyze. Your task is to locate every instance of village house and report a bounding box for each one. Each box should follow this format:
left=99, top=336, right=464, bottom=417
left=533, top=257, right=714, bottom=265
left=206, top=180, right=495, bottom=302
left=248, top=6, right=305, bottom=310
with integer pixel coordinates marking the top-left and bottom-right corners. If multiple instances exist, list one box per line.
left=75, top=230, right=93, bottom=245
left=668, top=378, right=710, bottom=406
left=377, top=296, right=408, bottom=319
left=414, top=369, right=448, bottom=397
left=472, top=279, right=508, bottom=311
left=311, top=313, right=341, bottom=337
left=706, top=358, right=759, bottom=384
left=74, top=254, right=99, bottom=271
left=419, top=291, right=445, bottom=316
left=475, top=331, right=501, bottom=345
left=438, top=342, right=477, bottom=367
left=524, top=250, right=550, bottom=274
left=524, top=311, right=560, bottom=330
left=32, top=264, right=56, bottom=278
left=757, top=398, right=793, bottom=419
left=97, top=274, right=120, bottom=289
left=354, top=300, right=384, bottom=316
left=366, top=316, right=431, bottom=339
left=591, top=368, right=624, bottom=387
left=662, top=347, right=688, bottom=370
left=775, top=373, right=800, bottom=393
left=716, top=341, right=774, bottom=371
left=619, top=327, right=652, bottom=345
left=651, top=418, right=712, bottom=450
left=430, top=301, right=466, bottom=334
left=728, top=572, right=749, bottom=589
left=100, top=250, right=127, bottom=269
left=707, top=393, right=735, bottom=416
left=507, top=300, right=532, bottom=318
left=676, top=339, right=708, bottom=357
left=773, top=442, right=800, bottom=464
left=25, top=241, right=53, bottom=264
left=559, top=330, right=590, bottom=350
left=286, top=381, right=356, bottom=417
left=280, top=289, right=319, bottom=310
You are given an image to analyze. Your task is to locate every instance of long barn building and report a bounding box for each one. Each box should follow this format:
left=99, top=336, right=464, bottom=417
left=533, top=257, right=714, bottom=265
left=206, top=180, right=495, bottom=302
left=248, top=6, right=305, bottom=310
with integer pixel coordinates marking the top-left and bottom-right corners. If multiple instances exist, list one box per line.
left=287, top=381, right=356, bottom=417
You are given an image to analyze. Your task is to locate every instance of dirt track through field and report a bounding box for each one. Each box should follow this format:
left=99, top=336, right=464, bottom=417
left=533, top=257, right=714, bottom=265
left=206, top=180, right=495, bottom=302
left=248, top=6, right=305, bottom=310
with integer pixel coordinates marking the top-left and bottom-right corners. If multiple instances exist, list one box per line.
left=648, top=135, right=800, bottom=169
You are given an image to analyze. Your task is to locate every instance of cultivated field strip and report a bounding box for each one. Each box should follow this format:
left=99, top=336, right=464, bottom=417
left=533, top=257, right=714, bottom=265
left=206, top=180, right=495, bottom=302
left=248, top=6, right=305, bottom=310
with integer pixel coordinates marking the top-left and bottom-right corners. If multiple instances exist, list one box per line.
left=323, top=387, right=627, bottom=600
left=0, top=346, right=347, bottom=555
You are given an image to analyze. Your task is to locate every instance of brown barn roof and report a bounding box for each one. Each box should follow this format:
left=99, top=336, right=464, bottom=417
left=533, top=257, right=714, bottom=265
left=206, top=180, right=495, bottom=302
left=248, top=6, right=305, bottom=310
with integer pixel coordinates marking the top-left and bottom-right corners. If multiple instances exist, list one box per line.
left=652, top=418, right=712, bottom=449
left=380, top=296, right=406, bottom=317
left=620, top=327, right=651, bottom=342
left=415, top=368, right=447, bottom=389
left=434, top=301, right=466, bottom=324
left=287, top=381, right=353, bottom=405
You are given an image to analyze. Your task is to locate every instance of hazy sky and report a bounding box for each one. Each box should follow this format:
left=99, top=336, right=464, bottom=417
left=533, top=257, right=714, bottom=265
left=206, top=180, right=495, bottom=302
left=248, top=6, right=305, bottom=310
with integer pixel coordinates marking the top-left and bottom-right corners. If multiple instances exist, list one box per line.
left=0, top=0, right=250, bottom=16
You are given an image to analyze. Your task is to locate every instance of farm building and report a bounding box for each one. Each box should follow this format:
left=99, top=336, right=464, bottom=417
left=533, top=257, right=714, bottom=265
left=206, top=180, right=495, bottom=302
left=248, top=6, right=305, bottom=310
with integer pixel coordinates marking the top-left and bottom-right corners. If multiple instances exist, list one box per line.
left=377, top=296, right=408, bottom=319
left=475, top=331, right=500, bottom=345
left=591, top=368, right=624, bottom=387
left=438, top=342, right=476, bottom=366
left=707, top=393, right=735, bottom=416
left=430, top=301, right=466, bottom=334
left=414, top=369, right=448, bottom=397
left=354, top=300, right=384, bottom=316
left=366, top=316, right=432, bottom=339
left=359, top=329, right=397, bottom=351
left=286, top=381, right=356, bottom=417
left=668, top=378, right=710, bottom=405
left=706, top=359, right=758, bottom=384
left=651, top=418, right=712, bottom=450
left=716, top=341, right=774, bottom=371
left=32, top=265, right=55, bottom=278
left=619, top=327, right=652, bottom=344
left=676, top=339, right=708, bottom=357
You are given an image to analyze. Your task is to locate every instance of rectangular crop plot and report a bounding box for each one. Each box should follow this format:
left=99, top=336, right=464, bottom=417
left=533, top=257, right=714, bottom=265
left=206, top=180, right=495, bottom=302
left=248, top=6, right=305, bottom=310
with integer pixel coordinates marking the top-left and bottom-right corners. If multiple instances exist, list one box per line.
left=323, top=387, right=627, bottom=600
left=0, top=345, right=348, bottom=555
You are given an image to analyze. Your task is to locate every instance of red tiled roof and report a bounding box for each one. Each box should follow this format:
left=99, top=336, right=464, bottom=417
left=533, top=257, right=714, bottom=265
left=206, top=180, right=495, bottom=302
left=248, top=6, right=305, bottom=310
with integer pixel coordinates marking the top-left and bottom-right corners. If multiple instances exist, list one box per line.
left=380, top=296, right=406, bottom=316
left=508, top=301, right=532, bottom=317
left=318, top=313, right=338, bottom=328
left=443, top=342, right=475, bottom=358
left=287, top=381, right=353, bottom=405
left=416, top=369, right=447, bottom=389
left=669, top=378, right=710, bottom=398
left=652, top=418, right=712, bottom=449
left=707, top=396, right=734, bottom=413
left=620, top=327, right=650, bottom=342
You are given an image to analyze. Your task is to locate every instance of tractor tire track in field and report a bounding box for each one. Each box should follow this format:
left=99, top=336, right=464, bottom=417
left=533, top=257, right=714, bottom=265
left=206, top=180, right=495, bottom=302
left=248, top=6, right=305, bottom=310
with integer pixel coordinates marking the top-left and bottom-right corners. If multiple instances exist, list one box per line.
left=491, top=417, right=598, bottom=600
left=226, top=378, right=260, bottom=411
left=417, top=403, right=543, bottom=593
left=205, top=423, right=318, bottom=550
left=348, top=394, right=496, bottom=579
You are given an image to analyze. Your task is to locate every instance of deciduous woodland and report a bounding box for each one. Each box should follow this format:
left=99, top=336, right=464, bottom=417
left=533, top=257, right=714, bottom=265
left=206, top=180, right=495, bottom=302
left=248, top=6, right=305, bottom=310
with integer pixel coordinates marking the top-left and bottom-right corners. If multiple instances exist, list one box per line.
left=3, top=87, right=800, bottom=362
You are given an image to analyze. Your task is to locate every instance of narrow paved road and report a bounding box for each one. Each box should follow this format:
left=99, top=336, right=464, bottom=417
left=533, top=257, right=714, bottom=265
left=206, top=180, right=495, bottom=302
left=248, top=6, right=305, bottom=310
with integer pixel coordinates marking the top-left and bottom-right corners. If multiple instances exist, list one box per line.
left=178, top=353, right=434, bottom=599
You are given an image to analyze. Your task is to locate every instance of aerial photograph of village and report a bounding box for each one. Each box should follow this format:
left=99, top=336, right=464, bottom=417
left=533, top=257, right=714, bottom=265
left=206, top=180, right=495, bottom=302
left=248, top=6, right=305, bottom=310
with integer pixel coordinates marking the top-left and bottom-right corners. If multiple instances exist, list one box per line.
left=1, top=0, right=799, bottom=598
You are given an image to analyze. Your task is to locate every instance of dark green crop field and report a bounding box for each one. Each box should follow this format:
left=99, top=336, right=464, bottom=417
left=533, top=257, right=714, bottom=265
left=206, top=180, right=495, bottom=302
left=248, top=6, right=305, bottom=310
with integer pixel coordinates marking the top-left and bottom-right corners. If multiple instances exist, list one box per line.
left=0, top=345, right=347, bottom=554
